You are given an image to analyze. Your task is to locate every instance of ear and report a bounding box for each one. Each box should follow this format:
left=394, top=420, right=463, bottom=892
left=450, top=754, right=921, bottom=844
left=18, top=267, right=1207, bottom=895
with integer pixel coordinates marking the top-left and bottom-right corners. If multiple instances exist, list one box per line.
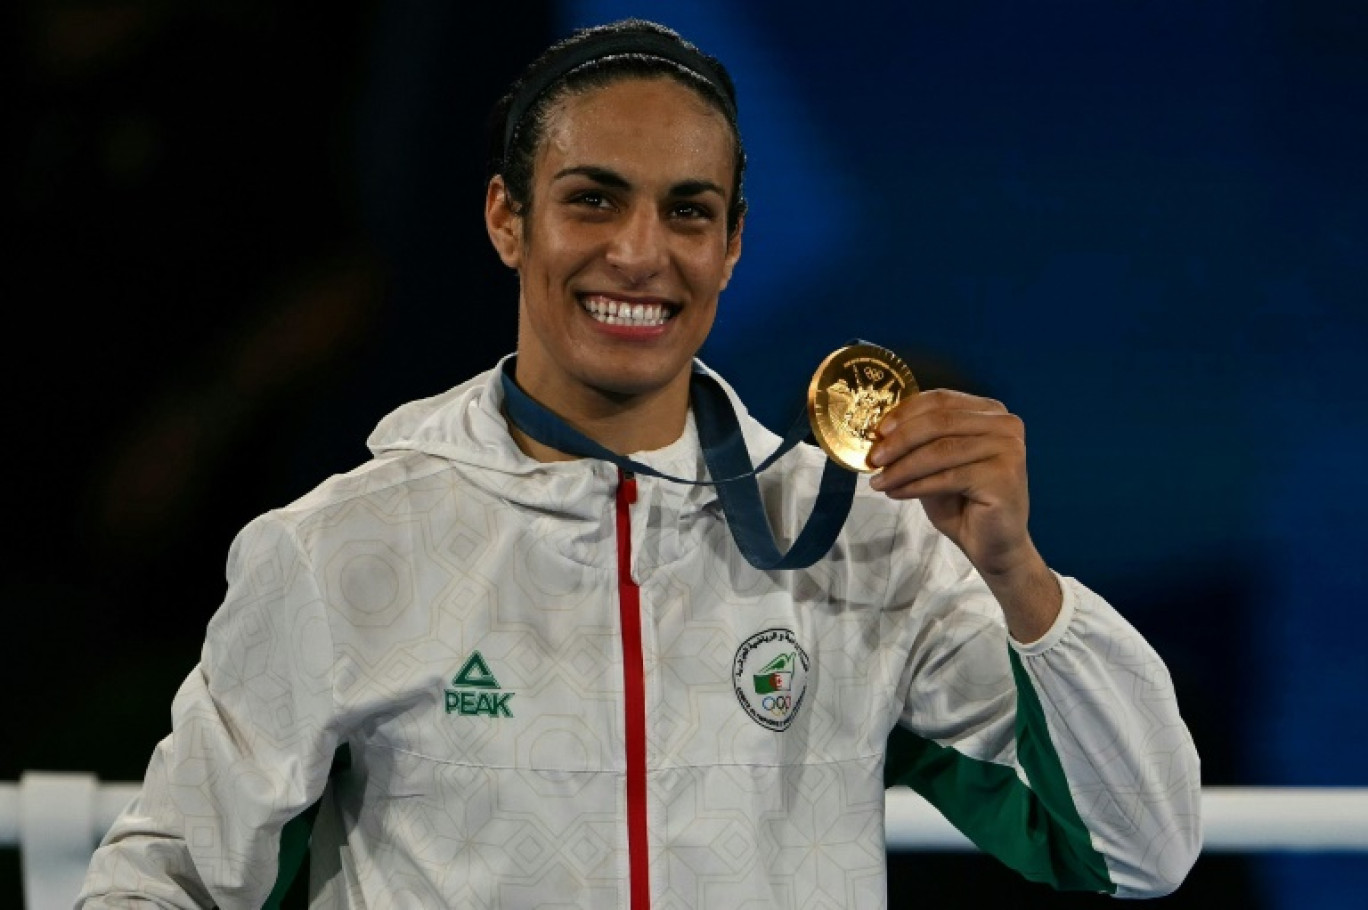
left=485, top=176, right=523, bottom=269
left=719, top=212, right=744, bottom=290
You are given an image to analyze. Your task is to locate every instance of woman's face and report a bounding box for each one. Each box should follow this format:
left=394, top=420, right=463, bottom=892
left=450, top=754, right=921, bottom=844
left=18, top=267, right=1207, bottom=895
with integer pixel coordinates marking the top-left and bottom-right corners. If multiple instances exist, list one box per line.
left=488, top=76, right=742, bottom=425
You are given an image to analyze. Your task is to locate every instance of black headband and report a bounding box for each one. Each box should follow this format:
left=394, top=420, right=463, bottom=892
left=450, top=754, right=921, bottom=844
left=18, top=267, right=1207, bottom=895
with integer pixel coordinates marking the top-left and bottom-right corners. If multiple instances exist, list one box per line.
left=502, top=31, right=737, bottom=157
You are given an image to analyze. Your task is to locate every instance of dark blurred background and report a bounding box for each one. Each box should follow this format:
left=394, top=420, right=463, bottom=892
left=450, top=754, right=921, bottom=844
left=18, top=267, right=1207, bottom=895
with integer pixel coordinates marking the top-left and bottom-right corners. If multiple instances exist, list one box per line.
left=5, top=1, right=1365, bottom=907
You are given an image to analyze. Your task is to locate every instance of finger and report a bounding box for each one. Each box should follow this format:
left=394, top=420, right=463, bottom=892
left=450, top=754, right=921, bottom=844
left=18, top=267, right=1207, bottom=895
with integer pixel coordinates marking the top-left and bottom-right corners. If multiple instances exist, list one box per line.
left=878, top=388, right=1008, bottom=432
left=872, top=452, right=1029, bottom=506
left=869, top=433, right=1023, bottom=490
left=870, top=455, right=1009, bottom=500
left=869, top=409, right=1024, bottom=468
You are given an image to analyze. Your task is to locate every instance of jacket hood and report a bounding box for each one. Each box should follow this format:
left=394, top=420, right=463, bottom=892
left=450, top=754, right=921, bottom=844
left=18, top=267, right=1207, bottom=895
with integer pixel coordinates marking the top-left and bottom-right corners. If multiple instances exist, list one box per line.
left=364, top=354, right=791, bottom=521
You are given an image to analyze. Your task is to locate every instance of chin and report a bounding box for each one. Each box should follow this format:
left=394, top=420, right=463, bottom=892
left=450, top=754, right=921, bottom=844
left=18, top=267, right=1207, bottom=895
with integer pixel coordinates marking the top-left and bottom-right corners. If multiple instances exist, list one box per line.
left=581, top=360, right=690, bottom=401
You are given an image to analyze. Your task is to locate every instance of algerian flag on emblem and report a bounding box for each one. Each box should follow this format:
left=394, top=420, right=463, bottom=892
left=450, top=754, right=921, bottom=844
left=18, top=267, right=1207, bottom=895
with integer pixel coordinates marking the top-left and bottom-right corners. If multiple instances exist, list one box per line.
left=753, top=652, right=795, bottom=694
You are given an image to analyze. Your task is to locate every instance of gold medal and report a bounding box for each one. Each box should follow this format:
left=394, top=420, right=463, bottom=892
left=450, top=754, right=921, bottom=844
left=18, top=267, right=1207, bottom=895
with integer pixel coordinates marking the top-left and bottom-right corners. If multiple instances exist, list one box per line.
left=807, top=342, right=918, bottom=472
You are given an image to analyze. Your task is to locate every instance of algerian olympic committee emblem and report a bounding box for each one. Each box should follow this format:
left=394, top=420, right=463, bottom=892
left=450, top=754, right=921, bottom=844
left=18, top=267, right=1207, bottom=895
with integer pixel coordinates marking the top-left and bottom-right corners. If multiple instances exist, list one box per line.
left=733, top=628, right=810, bottom=731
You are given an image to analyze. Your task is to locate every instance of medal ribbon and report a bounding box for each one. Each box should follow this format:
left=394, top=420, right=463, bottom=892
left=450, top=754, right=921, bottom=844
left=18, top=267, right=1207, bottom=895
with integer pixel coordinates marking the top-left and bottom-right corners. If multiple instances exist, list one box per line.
left=499, top=358, right=857, bottom=570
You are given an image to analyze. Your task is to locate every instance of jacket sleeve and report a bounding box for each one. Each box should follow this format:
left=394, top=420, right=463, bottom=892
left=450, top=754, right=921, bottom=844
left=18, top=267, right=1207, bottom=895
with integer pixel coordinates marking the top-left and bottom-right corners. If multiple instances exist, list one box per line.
left=883, top=516, right=1202, bottom=899
left=77, top=513, right=342, bottom=909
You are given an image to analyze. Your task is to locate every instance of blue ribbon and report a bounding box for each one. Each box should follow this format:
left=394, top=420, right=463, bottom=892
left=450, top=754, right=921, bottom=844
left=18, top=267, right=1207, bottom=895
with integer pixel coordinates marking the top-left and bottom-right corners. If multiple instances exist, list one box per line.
left=499, top=358, right=857, bottom=570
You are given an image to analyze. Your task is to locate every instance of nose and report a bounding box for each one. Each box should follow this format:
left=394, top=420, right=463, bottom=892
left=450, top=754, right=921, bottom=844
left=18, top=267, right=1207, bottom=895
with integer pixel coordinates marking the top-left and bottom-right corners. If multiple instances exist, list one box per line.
left=604, top=206, right=668, bottom=282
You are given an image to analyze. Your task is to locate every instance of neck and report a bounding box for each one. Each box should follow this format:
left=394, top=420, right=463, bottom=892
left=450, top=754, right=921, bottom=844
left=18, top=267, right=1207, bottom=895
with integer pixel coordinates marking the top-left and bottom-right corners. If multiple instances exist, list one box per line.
left=505, top=369, right=691, bottom=463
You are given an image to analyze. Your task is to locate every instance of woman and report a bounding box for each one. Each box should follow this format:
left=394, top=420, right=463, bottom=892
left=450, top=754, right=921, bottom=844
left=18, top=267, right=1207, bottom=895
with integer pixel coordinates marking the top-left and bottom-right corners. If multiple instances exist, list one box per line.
left=79, top=18, right=1200, bottom=908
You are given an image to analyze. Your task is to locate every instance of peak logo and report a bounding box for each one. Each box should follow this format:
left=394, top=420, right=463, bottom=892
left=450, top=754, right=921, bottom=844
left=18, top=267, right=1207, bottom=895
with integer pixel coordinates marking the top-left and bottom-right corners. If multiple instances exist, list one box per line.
left=444, top=651, right=514, bottom=718
left=733, top=628, right=809, bottom=731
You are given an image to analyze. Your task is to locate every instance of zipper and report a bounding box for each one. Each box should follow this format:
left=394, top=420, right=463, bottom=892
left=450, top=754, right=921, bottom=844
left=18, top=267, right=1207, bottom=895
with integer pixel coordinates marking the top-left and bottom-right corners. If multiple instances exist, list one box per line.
left=615, top=469, right=649, bottom=908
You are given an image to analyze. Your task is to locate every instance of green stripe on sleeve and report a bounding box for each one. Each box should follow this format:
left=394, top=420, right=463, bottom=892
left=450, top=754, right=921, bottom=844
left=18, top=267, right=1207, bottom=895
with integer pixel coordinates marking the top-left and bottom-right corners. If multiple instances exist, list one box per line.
left=884, top=650, right=1113, bottom=893
left=262, top=802, right=318, bottom=910
left=263, top=744, right=353, bottom=909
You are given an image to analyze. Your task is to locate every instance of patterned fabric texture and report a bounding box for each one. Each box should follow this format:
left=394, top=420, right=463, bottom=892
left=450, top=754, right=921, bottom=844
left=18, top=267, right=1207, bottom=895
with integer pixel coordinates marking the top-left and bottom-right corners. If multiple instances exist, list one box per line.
left=78, top=356, right=1200, bottom=908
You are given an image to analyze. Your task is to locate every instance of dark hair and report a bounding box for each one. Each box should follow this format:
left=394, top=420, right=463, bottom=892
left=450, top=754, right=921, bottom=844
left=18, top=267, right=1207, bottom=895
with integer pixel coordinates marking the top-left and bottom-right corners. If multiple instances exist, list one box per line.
left=486, top=18, right=747, bottom=236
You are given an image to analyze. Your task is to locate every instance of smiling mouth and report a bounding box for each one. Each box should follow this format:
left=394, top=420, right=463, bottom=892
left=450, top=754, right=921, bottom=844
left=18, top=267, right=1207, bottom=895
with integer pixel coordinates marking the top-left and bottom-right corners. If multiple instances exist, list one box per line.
left=581, top=295, right=677, bottom=327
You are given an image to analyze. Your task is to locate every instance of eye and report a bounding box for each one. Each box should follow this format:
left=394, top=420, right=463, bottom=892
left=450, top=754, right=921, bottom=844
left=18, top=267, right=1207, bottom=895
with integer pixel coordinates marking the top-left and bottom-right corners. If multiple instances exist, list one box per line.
left=569, top=190, right=612, bottom=209
left=670, top=201, right=715, bottom=221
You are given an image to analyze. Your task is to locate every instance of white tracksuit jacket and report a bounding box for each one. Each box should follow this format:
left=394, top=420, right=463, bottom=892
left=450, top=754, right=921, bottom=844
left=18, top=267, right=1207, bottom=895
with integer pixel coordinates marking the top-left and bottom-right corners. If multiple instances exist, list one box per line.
left=78, top=357, right=1201, bottom=908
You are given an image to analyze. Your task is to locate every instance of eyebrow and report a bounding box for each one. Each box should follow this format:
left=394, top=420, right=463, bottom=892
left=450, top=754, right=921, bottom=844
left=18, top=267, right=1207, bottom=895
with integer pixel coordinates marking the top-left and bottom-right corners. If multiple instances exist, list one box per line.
left=553, top=165, right=726, bottom=200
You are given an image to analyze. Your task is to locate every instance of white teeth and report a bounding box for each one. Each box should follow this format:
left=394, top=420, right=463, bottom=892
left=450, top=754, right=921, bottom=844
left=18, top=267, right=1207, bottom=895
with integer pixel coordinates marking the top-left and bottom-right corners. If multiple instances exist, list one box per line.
left=582, top=297, right=671, bottom=327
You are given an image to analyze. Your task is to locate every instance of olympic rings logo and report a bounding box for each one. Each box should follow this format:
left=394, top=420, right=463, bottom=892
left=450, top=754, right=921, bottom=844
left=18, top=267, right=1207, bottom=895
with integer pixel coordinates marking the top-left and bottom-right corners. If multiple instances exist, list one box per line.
left=762, top=694, right=793, bottom=714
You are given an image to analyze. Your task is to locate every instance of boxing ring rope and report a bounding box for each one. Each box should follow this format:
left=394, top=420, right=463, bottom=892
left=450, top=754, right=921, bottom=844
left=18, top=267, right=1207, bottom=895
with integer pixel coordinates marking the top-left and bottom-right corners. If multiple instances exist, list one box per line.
left=4, top=775, right=1368, bottom=910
